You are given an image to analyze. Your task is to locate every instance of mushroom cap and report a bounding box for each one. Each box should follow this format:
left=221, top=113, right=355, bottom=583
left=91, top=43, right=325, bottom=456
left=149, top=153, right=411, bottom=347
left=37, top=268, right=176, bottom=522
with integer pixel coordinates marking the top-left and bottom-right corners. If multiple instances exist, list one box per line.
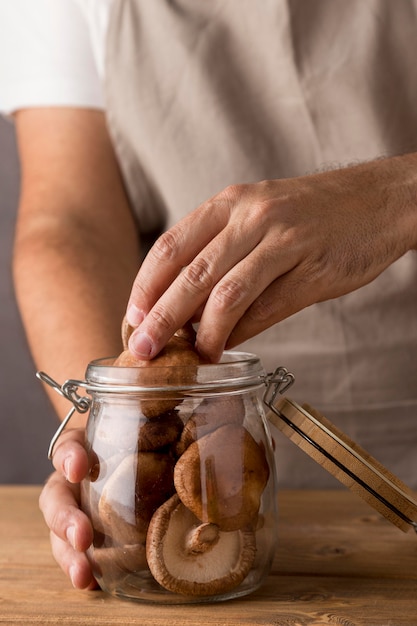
left=138, top=410, right=184, bottom=452
left=91, top=542, right=148, bottom=580
left=121, top=318, right=196, bottom=352
left=113, top=335, right=207, bottom=418
left=176, top=394, right=245, bottom=455
left=146, top=494, right=256, bottom=596
left=97, top=451, right=175, bottom=545
left=113, top=335, right=204, bottom=374
left=174, top=424, right=270, bottom=531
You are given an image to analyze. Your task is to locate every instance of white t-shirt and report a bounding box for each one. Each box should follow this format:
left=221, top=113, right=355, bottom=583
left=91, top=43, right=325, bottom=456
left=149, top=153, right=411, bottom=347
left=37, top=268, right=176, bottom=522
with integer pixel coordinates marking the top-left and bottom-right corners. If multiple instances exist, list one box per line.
left=0, top=0, right=114, bottom=114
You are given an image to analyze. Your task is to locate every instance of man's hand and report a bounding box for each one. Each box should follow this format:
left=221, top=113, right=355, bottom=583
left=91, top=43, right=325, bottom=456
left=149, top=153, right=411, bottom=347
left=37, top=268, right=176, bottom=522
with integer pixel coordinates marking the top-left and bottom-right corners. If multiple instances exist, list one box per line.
left=126, top=154, right=417, bottom=362
left=39, top=429, right=96, bottom=589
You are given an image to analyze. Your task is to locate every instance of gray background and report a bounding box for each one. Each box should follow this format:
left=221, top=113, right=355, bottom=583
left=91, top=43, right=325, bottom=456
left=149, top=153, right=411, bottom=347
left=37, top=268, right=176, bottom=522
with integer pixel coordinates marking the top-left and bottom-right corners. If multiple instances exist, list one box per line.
left=0, top=116, right=56, bottom=484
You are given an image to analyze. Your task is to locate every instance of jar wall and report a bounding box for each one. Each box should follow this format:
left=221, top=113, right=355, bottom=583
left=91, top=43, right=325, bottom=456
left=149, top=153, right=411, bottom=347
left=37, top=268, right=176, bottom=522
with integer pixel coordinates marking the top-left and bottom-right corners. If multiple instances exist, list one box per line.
left=81, top=355, right=278, bottom=604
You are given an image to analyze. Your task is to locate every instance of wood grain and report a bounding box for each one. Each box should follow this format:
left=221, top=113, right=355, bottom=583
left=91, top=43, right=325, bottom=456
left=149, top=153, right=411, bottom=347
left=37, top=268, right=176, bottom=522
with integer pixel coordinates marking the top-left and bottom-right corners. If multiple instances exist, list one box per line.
left=268, top=397, right=417, bottom=532
left=1, top=486, right=417, bottom=625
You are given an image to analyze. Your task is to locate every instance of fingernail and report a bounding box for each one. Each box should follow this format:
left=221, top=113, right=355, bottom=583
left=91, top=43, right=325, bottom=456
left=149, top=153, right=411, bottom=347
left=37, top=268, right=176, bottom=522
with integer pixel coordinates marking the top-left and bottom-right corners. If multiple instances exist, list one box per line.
left=63, top=456, right=72, bottom=481
left=67, top=526, right=76, bottom=550
left=69, top=565, right=78, bottom=588
left=129, top=331, right=154, bottom=358
left=126, top=303, right=145, bottom=327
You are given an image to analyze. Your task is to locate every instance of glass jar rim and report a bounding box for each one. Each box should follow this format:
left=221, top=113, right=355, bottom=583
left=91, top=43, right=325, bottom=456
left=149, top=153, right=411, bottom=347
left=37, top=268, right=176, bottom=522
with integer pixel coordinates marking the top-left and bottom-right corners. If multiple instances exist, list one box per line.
left=83, top=350, right=266, bottom=394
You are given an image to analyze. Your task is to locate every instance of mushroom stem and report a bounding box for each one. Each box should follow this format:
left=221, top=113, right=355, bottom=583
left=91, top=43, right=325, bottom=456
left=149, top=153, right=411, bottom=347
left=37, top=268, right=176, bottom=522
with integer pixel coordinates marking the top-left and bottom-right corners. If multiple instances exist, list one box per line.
left=146, top=494, right=257, bottom=596
left=184, top=523, right=219, bottom=555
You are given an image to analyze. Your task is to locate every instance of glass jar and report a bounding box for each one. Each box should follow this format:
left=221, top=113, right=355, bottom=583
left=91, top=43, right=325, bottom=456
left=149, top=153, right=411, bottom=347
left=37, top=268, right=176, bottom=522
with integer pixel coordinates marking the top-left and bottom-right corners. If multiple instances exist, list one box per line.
left=78, top=351, right=283, bottom=604
left=39, top=349, right=417, bottom=605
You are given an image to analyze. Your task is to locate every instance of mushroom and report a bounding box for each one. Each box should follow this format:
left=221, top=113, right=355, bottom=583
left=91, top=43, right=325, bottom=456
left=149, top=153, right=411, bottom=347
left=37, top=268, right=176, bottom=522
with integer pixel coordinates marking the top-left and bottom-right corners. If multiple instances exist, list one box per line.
left=121, top=315, right=134, bottom=350
left=88, top=408, right=147, bottom=461
left=113, top=322, right=208, bottom=418
left=176, top=394, right=245, bottom=455
left=146, top=494, right=256, bottom=596
left=120, top=318, right=198, bottom=352
left=138, top=409, right=184, bottom=452
left=97, top=451, right=176, bottom=546
left=90, top=542, right=148, bottom=579
left=174, top=424, right=270, bottom=531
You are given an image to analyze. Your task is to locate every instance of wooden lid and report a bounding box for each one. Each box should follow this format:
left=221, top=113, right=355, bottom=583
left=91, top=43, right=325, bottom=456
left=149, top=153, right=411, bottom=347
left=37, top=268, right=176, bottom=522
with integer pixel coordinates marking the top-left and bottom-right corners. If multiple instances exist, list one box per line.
left=266, top=397, right=417, bottom=533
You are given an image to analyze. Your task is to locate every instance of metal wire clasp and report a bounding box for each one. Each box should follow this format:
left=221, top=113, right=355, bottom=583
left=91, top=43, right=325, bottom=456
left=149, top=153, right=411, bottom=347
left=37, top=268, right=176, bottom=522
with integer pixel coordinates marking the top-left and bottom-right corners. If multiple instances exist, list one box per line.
left=36, top=371, right=91, bottom=460
left=263, top=366, right=295, bottom=411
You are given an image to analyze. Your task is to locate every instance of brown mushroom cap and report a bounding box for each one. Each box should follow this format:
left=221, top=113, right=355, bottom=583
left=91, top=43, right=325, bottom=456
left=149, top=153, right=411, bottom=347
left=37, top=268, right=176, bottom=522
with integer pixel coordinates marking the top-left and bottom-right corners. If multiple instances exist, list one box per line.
left=113, top=335, right=203, bottom=373
left=121, top=318, right=196, bottom=352
left=97, top=451, right=175, bottom=546
left=113, top=334, right=207, bottom=418
left=138, top=410, right=184, bottom=452
left=89, top=407, right=147, bottom=459
left=91, top=542, right=148, bottom=579
left=174, top=424, right=270, bottom=531
left=176, top=394, right=245, bottom=455
left=146, top=494, right=256, bottom=596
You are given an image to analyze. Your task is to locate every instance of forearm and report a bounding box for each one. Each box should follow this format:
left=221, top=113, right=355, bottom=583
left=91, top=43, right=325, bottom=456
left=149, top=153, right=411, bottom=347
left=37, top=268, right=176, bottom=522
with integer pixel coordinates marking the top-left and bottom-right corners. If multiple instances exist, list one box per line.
left=13, top=108, right=140, bottom=423
left=13, top=214, right=137, bottom=423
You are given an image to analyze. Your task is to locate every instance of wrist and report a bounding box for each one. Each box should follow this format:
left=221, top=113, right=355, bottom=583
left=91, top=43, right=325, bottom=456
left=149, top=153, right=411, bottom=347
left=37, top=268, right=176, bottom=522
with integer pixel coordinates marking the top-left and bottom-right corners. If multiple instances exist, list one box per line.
left=376, top=152, right=417, bottom=251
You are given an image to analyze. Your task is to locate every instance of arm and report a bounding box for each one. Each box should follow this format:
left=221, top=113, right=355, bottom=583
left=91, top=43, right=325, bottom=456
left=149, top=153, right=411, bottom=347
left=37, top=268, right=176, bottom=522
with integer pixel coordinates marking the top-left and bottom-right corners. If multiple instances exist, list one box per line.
left=125, top=154, right=417, bottom=362
left=14, top=108, right=140, bottom=421
left=14, top=108, right=141, bottom=587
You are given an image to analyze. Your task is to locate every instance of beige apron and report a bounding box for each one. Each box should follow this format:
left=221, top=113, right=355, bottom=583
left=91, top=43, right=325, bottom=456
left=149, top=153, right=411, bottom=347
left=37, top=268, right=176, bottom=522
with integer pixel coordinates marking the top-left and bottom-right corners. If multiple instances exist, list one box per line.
left=105, top=0, right=417, bottom=488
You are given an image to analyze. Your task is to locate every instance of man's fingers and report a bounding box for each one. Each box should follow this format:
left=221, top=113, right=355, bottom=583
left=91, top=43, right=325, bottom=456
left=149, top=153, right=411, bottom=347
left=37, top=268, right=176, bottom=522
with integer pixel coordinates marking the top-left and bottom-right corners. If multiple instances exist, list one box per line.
left=224, top=261, right=331, bottom=350
left=127, top=198, right=231, bottom=327
left=39, top=473, right=93, bottom=551
left=50, top=531, right=97, bottom=589
left=51, top=428, right=89, bottom=483
left=195, top=236, right=299, bottom=360
left=39, top=427, right=96, bottom=590
left=128, top=218, right=264, bottom=359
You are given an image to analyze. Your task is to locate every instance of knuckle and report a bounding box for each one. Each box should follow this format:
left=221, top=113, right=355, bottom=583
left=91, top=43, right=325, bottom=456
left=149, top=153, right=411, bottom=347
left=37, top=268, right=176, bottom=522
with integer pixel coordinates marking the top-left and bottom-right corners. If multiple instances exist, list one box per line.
left=38, top=485, right=48, bottom=514
left=212, top=277, right=247, bottom=312
left=152, top=227, right=183, bottom=262
left=49, top=504, right=77, bottom=539
left=181, top=257, right=215, bottom=294
left=249, top=199, right=277, bottom=227
left=246, top=295, right=277, bottom=324
left=257, top=178, right=275, bottom=192
left=216, top=183, right=248, bottom=207
left=49, top=508, right=69, bottom=534
left=130, top=279, right=148, bottom=303
left=148, top=305, right=176, bottom=332
left=39, top=473, right=59, bottom=511
left=38, top=472, right=83, bottom=542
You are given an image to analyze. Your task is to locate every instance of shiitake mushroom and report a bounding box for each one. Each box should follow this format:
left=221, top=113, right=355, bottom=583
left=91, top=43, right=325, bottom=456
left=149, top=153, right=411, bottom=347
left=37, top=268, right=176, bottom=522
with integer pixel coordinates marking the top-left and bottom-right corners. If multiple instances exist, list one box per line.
left=176, top=395, right=245, bottom=455
left=174, top=424, right=270, bottom=532
left=113, top=321, right=208, bottom=418
left=146, top=494, right=256, bottom=597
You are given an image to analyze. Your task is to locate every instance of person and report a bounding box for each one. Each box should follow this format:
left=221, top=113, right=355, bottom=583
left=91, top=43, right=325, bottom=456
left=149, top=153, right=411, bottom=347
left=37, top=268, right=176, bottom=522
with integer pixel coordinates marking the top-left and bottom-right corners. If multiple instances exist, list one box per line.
left=1, top=0, right=417, bottom=590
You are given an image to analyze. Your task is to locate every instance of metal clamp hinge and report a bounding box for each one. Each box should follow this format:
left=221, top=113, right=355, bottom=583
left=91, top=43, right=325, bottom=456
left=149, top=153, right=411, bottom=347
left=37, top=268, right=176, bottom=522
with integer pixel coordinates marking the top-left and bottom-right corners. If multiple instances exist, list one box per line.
left=36, top=371, right=91, bottom=460
left=263, top=366, right=295, bottom=410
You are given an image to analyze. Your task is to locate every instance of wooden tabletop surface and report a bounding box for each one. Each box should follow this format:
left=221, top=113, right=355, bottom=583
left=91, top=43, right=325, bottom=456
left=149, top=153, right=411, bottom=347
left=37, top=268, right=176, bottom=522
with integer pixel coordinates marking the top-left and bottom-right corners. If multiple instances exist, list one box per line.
left=1, top=485, right=417, bottom=625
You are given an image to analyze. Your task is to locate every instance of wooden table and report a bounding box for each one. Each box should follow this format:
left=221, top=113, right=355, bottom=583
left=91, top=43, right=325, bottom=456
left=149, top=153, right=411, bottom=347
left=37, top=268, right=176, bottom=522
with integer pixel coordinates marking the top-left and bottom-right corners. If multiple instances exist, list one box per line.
left=1, top=486, right=417, bottom=625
